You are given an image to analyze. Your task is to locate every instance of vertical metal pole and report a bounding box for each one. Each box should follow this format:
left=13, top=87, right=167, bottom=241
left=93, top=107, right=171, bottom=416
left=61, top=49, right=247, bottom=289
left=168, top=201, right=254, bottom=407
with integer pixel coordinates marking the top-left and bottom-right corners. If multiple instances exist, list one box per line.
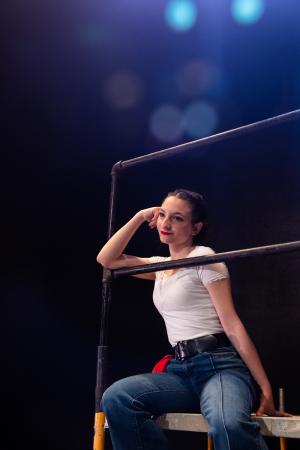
left=279, top=387, right=287, bottom=450
left=93, top=162, right=122, bottom=450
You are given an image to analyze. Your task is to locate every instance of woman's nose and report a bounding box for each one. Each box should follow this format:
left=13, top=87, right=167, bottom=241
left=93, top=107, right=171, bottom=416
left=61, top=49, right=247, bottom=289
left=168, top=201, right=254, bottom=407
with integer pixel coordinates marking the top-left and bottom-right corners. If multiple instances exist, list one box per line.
left=162, top=217, right=171, bottom=228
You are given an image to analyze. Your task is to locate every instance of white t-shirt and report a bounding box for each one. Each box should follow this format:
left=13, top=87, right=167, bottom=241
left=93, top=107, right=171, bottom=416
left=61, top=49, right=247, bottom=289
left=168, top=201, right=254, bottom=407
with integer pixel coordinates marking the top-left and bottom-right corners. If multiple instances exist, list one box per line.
left=149, top=246, right=229, bottom=347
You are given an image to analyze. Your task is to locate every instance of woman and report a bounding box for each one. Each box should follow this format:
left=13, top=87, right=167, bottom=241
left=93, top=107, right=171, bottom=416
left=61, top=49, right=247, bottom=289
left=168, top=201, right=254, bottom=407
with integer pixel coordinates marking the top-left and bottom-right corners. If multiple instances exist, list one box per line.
left=97, top=189, right=288, bottom=450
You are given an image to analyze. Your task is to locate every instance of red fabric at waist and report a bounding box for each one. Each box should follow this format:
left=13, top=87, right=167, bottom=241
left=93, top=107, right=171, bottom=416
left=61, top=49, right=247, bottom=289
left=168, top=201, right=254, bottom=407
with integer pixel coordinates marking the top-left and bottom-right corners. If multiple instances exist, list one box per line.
left=152, top=355, right=173, bottom=373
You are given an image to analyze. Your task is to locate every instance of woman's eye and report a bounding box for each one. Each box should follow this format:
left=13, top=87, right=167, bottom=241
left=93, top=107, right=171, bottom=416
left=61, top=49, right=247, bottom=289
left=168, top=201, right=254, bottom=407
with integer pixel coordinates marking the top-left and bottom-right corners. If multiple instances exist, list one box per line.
left=159, top=212, right=165, bottom=217
left=174, top=216, right=183, bottom=222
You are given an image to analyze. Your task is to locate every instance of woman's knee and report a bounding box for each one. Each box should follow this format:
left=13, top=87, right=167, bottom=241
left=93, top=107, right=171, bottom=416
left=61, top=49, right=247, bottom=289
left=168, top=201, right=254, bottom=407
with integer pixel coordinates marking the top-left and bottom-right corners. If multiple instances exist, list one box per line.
left=101, top=374, right=152, bottom=416
left=101, top=378, right=131, bottom=414
left=101, top=382, right=117, bottom=413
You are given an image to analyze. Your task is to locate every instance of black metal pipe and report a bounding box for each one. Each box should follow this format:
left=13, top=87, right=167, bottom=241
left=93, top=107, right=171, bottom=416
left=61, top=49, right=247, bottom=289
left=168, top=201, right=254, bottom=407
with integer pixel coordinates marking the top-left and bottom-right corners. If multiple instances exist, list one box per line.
left=94, top=167, right=120, bottom=411
left=116, top=109, right=300, bottom=170
left=107, top=161, right=122, bottom=239
left=93, top=108, right=300, bottom=417
left=112, top=240, right=300, bottom=278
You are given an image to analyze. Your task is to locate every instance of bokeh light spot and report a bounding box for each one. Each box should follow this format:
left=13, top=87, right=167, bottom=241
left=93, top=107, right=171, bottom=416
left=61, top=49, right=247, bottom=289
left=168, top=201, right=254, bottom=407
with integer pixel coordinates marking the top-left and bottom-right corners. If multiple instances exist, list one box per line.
left=165, top=0, right=197, bottom=32
left=150, top=105, right=183, bottom=142
left=175, top=59, right=222, bottom=98
left=183, top=101, right=218, bottom=138
left=231, top=0, right=265, bottom=25
left=103, top=71, right=143, bottom=110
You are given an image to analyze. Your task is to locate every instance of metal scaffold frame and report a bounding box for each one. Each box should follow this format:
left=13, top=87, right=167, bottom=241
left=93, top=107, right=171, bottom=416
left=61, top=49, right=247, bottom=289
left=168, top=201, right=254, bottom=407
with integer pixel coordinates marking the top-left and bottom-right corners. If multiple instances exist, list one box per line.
left=93, top=108, right=300, bottom=450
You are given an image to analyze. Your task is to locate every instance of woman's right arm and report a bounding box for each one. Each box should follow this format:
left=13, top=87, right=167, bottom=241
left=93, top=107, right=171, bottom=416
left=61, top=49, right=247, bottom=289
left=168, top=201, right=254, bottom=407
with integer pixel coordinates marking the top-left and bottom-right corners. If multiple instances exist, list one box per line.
left=96, top=207, right=160, bottom=279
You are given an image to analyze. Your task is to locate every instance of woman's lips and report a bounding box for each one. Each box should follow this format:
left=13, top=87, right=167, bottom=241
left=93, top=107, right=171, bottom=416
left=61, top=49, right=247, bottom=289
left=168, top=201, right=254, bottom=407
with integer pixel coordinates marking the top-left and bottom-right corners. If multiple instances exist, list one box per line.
left=160, top=231, right=172, bottom=235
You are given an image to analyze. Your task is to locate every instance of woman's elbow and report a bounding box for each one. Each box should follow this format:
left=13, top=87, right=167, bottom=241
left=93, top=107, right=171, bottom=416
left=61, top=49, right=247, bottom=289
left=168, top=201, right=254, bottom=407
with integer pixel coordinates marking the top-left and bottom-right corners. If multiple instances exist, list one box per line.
left=96, top=252, right=120, bottom=269
left=96, top=252, right=109, bottom=267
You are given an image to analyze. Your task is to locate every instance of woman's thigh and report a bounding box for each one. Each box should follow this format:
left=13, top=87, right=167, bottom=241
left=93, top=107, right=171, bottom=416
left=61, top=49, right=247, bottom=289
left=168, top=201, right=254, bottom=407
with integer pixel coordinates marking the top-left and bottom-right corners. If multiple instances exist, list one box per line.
left=199, top=369, right=256, bottom=423
left=199, top=370, right=265, bottom=450
left=101, top=372, right=199, bottom=417
left=185, top=348, right=258, bottom=425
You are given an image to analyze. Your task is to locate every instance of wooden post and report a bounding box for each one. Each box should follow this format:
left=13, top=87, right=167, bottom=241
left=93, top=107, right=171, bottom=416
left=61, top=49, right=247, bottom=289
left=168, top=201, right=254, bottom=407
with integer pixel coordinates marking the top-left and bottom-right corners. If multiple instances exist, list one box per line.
left=93, top=412, right=106, bottom=450
left=207, top=435, right=214, bottom=450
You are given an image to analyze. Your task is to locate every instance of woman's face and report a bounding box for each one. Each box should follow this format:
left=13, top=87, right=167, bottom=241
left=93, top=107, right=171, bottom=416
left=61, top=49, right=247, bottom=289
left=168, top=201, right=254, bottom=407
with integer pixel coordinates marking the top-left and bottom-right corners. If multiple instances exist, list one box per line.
left=157, top=195, right=198, bottom=246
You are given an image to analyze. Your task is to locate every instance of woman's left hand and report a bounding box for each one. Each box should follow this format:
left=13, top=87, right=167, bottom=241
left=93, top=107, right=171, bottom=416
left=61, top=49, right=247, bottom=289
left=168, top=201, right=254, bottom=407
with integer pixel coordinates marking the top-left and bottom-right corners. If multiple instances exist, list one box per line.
left=255, top=392, right=293, bottom=417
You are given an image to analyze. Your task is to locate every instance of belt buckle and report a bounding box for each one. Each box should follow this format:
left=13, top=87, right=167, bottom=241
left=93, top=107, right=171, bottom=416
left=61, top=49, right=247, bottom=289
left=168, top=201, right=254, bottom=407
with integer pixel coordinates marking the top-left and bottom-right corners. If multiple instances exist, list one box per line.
left=175, top=343, right=186, bottom=361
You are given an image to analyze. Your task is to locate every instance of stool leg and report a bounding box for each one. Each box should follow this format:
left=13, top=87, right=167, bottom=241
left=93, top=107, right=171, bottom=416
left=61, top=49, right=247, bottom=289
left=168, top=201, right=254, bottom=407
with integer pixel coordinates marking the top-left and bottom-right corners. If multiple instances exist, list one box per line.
left=207, top=435, right=213, bottom=450
left=280, top=437, right=287, bottom=450
left=93, top=412, right=106, bottom=450
left=279, top=388, right=287, bottom=450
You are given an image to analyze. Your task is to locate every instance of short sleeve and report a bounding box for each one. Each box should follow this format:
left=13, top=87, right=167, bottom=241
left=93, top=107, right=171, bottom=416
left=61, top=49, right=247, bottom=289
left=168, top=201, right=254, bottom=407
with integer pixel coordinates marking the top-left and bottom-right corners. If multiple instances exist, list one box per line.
left=196, top=247, right=229, bottom=286
left=148, top=256, right=166, bottom=264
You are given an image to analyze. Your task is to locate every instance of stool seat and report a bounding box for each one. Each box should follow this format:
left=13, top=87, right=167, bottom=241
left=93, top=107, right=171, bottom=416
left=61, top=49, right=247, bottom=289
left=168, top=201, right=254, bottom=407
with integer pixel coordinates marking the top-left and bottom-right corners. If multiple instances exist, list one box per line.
left=156, top=413, right=300, bottom=439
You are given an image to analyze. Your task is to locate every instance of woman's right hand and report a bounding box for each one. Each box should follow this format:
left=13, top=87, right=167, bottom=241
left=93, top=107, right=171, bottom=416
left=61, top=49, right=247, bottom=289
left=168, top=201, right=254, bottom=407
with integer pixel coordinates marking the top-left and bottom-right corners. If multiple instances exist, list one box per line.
left=97, top=206, right=161, bottom=269
left=139, top=207, right=160, bottom=229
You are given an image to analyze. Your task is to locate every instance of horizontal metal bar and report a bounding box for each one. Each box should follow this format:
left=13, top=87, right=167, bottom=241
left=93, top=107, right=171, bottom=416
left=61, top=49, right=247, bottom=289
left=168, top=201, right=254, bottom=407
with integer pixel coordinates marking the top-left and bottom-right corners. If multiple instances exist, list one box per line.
left=112, top=240, right=300, bottom=278
left=156, top=413, right=300, bottom=438
left=115, top=109, right=300, bottom=171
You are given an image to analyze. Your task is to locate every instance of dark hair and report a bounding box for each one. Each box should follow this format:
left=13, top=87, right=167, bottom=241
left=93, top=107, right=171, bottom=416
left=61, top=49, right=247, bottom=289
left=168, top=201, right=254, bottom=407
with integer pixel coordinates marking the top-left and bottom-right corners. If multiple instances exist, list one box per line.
left=165, top=188, right=207, bottom=243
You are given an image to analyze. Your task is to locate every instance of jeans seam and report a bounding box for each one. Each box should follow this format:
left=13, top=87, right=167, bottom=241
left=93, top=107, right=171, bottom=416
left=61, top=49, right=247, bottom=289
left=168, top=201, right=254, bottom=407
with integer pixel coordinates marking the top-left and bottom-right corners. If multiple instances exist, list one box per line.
left=209, top=353, right=231, bottom=450
left=132, top=388, right=189, bottom=402
left=218, top=373, right=231, bottom=450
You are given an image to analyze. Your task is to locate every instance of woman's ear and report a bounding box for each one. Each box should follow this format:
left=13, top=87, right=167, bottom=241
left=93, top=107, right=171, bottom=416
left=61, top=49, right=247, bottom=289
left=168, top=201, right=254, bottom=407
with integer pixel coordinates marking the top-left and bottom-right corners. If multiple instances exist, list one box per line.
left=192, top=222, right=203, bottom=236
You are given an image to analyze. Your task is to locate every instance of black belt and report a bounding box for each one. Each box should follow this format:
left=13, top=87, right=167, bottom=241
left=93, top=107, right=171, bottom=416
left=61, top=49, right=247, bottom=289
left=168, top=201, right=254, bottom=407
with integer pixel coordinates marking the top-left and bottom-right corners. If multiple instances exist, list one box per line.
left=174, top=332, right=231, bottom=361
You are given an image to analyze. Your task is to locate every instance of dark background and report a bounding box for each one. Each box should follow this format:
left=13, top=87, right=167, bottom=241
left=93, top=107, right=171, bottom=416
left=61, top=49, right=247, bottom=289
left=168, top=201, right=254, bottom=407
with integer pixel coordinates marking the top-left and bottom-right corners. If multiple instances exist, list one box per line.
left=2, top=1, right=300, bottom=449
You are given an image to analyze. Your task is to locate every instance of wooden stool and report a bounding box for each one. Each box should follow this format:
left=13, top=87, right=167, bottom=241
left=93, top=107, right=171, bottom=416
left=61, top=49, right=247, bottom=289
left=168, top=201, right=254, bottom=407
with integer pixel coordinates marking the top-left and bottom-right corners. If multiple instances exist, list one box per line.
left=95, top=411, right=300, bottom=449
left=156, top=413, right=300, bottom=449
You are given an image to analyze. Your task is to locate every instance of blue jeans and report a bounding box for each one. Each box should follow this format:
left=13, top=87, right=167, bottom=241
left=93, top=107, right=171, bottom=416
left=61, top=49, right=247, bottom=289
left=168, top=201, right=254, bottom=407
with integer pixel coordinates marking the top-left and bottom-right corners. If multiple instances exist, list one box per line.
left=101, top=346, right=268, bottom=450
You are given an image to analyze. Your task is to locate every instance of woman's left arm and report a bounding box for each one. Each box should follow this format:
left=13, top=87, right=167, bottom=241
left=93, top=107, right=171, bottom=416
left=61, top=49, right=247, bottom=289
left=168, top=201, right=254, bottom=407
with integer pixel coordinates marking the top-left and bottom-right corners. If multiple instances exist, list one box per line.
left=207, top=278, right=291, bottom=417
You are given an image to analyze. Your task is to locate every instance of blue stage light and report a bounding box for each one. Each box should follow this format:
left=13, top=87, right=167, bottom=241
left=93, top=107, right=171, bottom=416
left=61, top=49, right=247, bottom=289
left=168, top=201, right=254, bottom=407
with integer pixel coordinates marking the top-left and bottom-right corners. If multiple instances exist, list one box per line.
left=150, top=105, right=183, bottom=142
left=231, top=0, right=265, bottom=25
left=165, top=0, right=197, bottom=32
left=102, top=71, right=143, bottom=110
left=183, top=101, right=218, bottom=139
